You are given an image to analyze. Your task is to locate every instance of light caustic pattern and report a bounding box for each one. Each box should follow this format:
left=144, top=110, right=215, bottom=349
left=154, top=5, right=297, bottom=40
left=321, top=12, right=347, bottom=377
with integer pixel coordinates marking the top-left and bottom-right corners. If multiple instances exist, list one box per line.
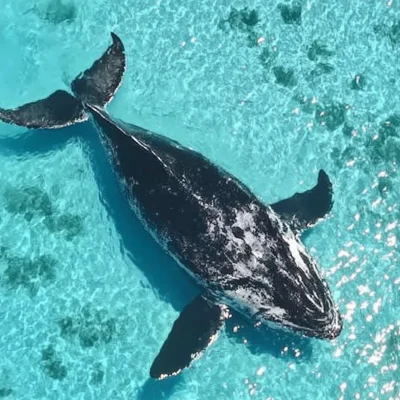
left=0, top=0, right=399, bottom=399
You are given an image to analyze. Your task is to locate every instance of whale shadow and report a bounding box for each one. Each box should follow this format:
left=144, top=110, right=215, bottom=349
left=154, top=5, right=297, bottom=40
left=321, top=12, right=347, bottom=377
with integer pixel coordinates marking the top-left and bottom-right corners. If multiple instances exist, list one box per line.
left=79, top=123, right=200, bottom=311
left=0, top=122, right=196, bottom=399
left=137, top=376, right=183, bottom=400
left=0, top=122, right=198, bottom=312
left=0, top=124, right=79, bottom=156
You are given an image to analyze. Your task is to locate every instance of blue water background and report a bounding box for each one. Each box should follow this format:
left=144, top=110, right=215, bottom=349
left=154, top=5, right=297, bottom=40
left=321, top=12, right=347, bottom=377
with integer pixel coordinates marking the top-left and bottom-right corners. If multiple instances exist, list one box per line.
left=0, top=0, right=399, bottom=399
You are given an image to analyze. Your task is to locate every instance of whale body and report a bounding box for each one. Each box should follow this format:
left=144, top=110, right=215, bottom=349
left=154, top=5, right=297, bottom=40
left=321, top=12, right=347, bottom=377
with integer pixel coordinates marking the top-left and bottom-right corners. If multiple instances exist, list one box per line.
left=0, top=33, right=342, bottom=379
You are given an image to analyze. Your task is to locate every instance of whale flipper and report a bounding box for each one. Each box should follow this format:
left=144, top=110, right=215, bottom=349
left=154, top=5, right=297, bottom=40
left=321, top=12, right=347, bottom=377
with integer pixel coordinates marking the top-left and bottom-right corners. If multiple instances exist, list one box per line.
left=150, top=295, right=226, bottom=380
left=71, top=32, right=125, bottom=107
left=270, top=169, right=333, bottom=232
left=0, top=90, right=87, bottom=129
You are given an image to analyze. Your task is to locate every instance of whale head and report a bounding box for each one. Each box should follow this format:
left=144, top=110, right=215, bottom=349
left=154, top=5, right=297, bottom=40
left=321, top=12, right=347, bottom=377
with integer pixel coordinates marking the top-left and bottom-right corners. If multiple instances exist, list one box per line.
left=254, top=260, right=343, bottom=340
left=224, top=227, right=342, bottom=340
left=263, top=237, right=341, bottom=339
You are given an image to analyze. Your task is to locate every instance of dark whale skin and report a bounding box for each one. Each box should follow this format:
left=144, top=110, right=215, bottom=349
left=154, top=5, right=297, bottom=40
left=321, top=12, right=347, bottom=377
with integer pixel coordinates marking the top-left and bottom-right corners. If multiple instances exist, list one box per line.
left=89, top=106, right=342, bottom=341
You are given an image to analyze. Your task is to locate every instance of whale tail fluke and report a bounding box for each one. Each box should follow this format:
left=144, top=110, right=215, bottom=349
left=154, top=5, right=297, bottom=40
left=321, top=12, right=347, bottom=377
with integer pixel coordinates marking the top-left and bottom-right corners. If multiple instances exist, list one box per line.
left=0, top=90, right=88, bottom=129
left=0, top=32, right=125, bottom=129
left=71, top=32, right=125, bottom=108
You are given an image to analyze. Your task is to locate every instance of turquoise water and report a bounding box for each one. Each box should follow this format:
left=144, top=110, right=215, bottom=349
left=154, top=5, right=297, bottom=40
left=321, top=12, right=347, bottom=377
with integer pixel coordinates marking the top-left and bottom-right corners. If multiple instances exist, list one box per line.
left=0, top=0, right=399, bottom=398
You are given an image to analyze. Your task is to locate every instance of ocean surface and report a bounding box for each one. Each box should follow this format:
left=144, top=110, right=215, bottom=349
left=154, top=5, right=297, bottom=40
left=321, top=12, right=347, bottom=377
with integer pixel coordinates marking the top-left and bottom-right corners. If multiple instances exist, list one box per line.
left=0, top=0, right=399, bottom=399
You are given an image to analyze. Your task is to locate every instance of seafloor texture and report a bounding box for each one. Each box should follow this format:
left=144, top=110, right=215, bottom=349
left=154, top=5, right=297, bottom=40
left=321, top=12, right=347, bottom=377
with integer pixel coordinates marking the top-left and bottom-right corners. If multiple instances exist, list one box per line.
left=0, top=0, right=399, bottom=399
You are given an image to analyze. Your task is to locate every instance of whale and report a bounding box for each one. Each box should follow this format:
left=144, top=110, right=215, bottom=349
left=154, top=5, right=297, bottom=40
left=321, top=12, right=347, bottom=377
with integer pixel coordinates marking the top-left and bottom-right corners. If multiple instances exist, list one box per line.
left=0, top=32, right=342, bottom=379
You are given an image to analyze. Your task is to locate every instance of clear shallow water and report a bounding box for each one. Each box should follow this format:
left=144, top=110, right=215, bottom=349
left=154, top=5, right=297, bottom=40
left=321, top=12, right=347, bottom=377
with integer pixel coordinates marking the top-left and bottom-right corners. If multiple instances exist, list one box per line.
left=0, top=0, right=399, bottom=399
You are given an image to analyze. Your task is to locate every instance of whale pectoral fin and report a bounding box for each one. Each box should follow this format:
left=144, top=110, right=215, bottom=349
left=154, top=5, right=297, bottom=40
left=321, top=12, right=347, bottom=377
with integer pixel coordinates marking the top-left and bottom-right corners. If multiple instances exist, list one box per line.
left=0, top=90, right=87, bottom=129
left=71, top=32, right=125, bottom=108
left=270, top=169, right=333, bottom=231
left=150, top=295, right=226, bottom=380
